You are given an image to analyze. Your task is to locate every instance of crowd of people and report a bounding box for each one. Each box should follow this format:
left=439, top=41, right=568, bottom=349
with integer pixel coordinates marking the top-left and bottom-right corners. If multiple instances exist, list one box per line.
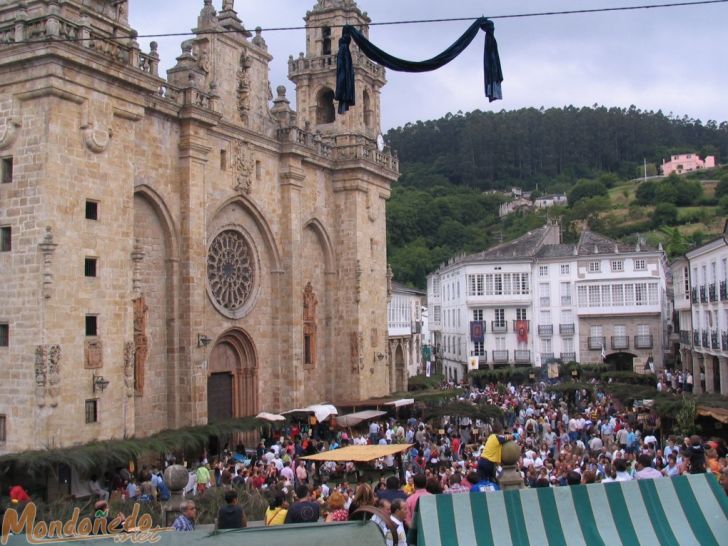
left=166, top=380, right=727, bottom=543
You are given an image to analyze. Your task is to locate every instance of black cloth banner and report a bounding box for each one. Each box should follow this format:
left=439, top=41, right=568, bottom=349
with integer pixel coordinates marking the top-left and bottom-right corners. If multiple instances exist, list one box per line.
left=335, top=17, right=502, bottom=114
left=470, top=321, right=485, bottom=343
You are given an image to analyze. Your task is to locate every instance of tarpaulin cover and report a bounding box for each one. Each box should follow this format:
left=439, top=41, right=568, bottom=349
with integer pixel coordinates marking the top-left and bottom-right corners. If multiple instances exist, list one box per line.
left=413, top=473, right=728, bottom=546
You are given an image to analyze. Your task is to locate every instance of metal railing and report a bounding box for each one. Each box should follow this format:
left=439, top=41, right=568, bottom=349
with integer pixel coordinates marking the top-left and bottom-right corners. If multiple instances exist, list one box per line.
left=559, top=323, right=575, bottom=335
left=540, top=352, right=554, bottom=362
left=722, top=332, right=728, bottom=351
left=634, top=334, right=653, bottom=349
left=538, top=324, right=553, bottom=336
left=611, top=336, right=629, bottom=350
left=702, top=331, right=709, bottom=348
left=693, top=331, right=700, bottom=346
left=588, top=336, right=606, bottom=350
left=709, top=283, right=717, bottom=302
left=691, top=287, right=698, bottom=303
left=721, top=281, right=728, bottom=301
left=700, top=286, right=707, bottom=303
left=561, top=352, right=576, bottom=362
left=492, top=350, right=509, bottom=364
left=711, top=331, right=719, bottom=350
left=679, top=330, right=691, bottom=345
left=491, top=321, right=507, bottom=333
left=514, top=350, right=531, bottom=364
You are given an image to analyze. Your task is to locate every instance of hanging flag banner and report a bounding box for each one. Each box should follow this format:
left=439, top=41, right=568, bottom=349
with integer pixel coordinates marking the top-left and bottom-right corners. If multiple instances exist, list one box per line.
left=336, top=18, right=503, bottom=114
left=516, top=320, right=529, bottom=343
left=548, top=362, right=560, bottom=379
left=468, top=356, right=479, bottom=371
left=422, top=345, right=432, bottom=361
left=425, top=361, right=431, bottom=377
left=470, top=321, right=485, bottom=343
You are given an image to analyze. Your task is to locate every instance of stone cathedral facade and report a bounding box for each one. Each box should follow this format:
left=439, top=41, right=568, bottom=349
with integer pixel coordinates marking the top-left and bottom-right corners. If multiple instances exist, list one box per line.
left=0, top=0, right=398, bottom=454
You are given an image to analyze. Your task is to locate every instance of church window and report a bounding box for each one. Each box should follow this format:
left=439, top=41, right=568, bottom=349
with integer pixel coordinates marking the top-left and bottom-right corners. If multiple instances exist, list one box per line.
left=316, top=88, right=336, bottom=124
left=256, top=160, right=261, bottom=180
left=303, top=282, right=318, bottom=367
left=85, top=200, right=98, bottom=220
left=85, top=315, right=97, bottom=337
left=85, top=399, right=98, bottom=424
left=0, top=324, right=8, bottom=347
left=220, top=149, right=227, bottom=170
left=207, top=230, right=256, bottom=313
left=322, top=26, right=332, bottom=55
left=1, top=157, right=12, bottom=183
left=85, top=258, right=97, bottom=278
left=0, top=415, right=5, bottom=442
left=0, top=227, right=10, bottom=252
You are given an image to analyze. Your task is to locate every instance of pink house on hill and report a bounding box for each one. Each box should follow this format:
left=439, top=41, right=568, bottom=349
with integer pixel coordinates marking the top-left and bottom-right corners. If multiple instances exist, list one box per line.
left=661, top=153, right=716, bottom=176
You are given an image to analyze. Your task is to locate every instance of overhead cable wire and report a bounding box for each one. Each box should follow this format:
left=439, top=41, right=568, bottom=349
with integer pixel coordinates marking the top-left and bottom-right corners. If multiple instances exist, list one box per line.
left=1, top=0, right=727, bottom=45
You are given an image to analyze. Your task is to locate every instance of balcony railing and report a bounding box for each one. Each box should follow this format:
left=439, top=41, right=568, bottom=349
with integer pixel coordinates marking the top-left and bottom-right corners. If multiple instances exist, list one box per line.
left=538, top=324, right=553, bottom=336
left=634, top=334, right=653, bottom=349
left=691, top=287, right=698, bottom=303
left=611, top=336, right=629, bottom=350
left=491, top=321, right=507, bottom=333
left=693, top=331, right=700, bottom=346
left=559, top=323, right=575, bottom=335
left=561, top=296, right=572, bottom=306
left=711, top=331, right=719, bottom=350
left=514, top=350, right=531, bottom=364
left=709, top=283, right=717, bottom=302
left=588, top=336, right=606, bottom=350
left=700, top=286, right=707, bottom=303
left=492, top=350, right=509, bottom=364
left=512, top=320, right=530, bottom=331
left=540, top=352, right=554, bottom=363
left=561, top=352, right=576, bottom=362
left=679, top=330, right=691, bottom=345
left=702, top=331, right=709, bottom=347
left=721, top=281, right=728, bottom=301
left=470, top=351, right=488, bottom=366
left=540, top=297, right=551, bottom=307
left=722, top=332, right=728, bottom=351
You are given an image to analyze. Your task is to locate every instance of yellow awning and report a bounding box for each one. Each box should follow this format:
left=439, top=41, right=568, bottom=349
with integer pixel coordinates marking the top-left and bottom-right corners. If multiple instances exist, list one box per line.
left=697, top=406, right=728, bottom=423
left=300, top=444, right=412, bottom=462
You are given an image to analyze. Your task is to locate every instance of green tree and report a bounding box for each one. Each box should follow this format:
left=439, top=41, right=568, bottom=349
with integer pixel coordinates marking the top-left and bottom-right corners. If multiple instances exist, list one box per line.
left=718, top=195, right=728, bottom=215
left=652, top=203, right=679, bottom=228
left=658, top=226, right=689, bottom=257
left=635, top=180, right=658, bottom=205
left=715, top=176, right=728, bottom=199
left=567, top=180, right=608, bottom=207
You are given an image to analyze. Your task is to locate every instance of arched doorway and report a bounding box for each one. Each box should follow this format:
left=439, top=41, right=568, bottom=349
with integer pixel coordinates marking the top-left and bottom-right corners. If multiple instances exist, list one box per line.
left=208, top=330, right=258, bottom=422
left=605, top=352, right=636, bottom=372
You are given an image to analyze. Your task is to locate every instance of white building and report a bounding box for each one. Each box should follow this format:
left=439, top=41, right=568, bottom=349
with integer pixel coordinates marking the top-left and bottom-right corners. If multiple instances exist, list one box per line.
left=387, top=282, right=426, bottom=389
left=676, top=222, right=728, bottom=394
left=534, top=194, right=567, bottom=209
left=427, top=224, right=669, bottom=381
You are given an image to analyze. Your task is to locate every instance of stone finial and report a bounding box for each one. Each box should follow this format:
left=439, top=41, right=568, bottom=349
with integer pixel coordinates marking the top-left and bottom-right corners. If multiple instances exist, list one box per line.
left=222, top=0, right=234, bottom=10
left=252, top=26, right=267, bottom=49
left=197, top=0, right=218, bottom=29
left=271, top=85, right=294, bottom=127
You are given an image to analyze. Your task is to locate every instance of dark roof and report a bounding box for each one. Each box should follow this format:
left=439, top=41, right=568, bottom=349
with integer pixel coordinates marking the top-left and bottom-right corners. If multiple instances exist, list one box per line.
left=392, top=281, right=426, bottom=296
left=576, top=231, right=655, bottom=255
left=536, top=244, right=576, bottom=258
left=462, top=224, right=558, bottom=262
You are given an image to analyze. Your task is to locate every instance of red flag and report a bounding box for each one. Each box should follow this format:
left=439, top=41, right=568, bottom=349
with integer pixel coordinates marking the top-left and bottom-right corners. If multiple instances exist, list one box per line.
left=516, top=320, right=528, bottom=343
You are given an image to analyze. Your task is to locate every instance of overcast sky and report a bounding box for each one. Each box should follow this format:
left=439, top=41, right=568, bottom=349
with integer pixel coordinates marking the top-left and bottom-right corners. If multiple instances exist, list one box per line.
left=130, top=0, right=728, bottom=131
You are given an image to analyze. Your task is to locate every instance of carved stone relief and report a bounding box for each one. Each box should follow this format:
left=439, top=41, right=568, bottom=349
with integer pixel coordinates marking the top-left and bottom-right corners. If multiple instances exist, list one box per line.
left=236, top=54, right=252, bottom=122
left=81, top=121, right=113, bottom=154
left=354, top=260, right=362, bottom=303
left=85, top=339, right=103, bottom=369
left=0, top=117, right=21, bottom=150
left=366, top=188, right=378, bottom=222
left=133, top=296, right=148, bottom=394
left=47, top=345, right=61, bottom=407
left=233, top=140, right=254, bottom=195
left=123, top=341, right=135, bottom=398
left=38, top=227, right=57, bottom=299
left=35, top=345, right=47, bottom=407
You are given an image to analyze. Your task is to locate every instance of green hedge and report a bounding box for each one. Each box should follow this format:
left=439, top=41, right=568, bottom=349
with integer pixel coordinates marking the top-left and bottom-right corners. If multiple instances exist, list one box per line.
left=408, top=373, right=444, bottom=391
left=469, top=368, right=531, bottom=386
left=600, top=371, right=656, bottom=385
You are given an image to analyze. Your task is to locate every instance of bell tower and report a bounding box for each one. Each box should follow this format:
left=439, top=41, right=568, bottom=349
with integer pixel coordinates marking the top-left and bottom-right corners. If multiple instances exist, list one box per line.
left=288, top=0, right=385, bottom=140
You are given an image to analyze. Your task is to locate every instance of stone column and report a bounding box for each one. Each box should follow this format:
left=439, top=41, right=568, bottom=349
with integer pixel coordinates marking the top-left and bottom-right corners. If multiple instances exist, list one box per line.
left=692, top=352, right=703, bottom=394
left=719, top=356, right=728, bottom=396
left=704, top=356, right=715, bottom=394
left=498, top=441, right=524, bottom=491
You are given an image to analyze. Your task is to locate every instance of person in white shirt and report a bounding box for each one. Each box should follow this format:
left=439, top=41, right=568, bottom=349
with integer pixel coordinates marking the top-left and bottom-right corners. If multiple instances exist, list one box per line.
left=635, top=454, right=663, bottom=480
left=385, top=499, right=408, bottom=546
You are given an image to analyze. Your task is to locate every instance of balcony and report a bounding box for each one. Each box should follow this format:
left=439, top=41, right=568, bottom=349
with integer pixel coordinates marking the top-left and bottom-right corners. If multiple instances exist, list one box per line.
left=700, top=286, right=707, bottom=303
left=702, top=331, right=709, bottom=348
left=561, top=352, right=576, bottom=362
left=709, top=283, right=717, bottom=302
left=514, top=350, right=531, bottom=364
left=588, top=336, right=606, bottom=350
left=561, top=295, right=572, bottom=306
left=540, top=297, right=551, bottom=307
left=540, top=352, right=554, bottom=363
left=538, top=324, right=553, bottom=336
left=721, top=281, right=728, bottom=301
left=693, top=331, right=700, bottom=346
left=679, top=330, right=691, bottom=345
left=491, top=321, right=507, bottom=333
left=722, top=332, right=728, bottom=351
left=492, top=350, right=509, bottom=364
left=634, top=334, right=653, bottom=349
left=512, top=320, right=530, bottom=332
left=611, top=336, right=630, bottom=350
left=711, top=331, right=719, bottom=350
left=691, top=287, right=698, bottom=303
left=559, top=323, right=575, bottom=335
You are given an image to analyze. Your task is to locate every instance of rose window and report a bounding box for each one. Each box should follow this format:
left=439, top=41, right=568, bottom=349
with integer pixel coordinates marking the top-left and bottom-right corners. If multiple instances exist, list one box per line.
left=207, top=230, right=255, bottom=312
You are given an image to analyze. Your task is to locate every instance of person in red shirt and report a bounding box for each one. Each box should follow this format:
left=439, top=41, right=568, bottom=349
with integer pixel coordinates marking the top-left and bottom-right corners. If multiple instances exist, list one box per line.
left=451, top=437, right=461, bottom=460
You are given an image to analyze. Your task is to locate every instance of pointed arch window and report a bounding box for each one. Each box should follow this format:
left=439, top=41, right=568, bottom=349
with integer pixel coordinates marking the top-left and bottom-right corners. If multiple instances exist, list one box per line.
left=363, top=89, right=372, bottom=128
left=303, top=282, right=318, bottom=367
left=316, top=88, right=335, bottom=124
left=322, top=26, right=332, bottom=55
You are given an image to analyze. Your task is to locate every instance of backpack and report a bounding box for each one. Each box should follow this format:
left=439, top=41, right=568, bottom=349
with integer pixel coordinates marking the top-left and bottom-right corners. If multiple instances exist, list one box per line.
left=156, top=477, right=171, bottom=501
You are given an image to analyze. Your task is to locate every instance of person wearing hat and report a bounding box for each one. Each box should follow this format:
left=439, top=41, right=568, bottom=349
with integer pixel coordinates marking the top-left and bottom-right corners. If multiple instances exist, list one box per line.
left=9, top=485, right=30, bottom=504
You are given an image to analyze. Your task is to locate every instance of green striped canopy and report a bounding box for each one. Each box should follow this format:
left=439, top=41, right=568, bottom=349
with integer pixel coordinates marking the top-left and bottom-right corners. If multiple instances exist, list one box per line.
left=414, top=474, right=728, bottom=546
